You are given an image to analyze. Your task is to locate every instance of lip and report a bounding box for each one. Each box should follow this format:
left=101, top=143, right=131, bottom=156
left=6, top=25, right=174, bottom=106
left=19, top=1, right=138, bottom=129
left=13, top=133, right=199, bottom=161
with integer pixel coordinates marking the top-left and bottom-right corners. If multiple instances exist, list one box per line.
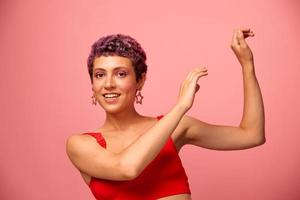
left=102, top=93, right=121, bottom=97
left=102, top=93, right=121, bottom=104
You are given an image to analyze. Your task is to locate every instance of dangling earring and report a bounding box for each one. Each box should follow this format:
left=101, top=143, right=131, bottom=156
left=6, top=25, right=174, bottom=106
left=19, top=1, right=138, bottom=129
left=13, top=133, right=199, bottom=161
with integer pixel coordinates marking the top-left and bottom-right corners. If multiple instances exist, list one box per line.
left=91, top=95, right=97, bottom=105
left=135, top=90, right=144, bottom=104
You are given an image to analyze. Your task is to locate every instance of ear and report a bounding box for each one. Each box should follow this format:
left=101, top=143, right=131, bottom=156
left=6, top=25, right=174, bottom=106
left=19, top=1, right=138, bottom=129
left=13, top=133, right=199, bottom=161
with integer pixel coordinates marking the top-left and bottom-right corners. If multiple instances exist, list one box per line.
left=137, top=73, right=146, bottom=90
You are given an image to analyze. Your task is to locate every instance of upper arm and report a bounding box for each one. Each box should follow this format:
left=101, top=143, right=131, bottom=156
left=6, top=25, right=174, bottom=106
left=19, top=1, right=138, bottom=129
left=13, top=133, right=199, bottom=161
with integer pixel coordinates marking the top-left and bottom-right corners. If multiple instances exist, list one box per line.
left=181, top=115, right=265, bottom=150
left=66, top=134, right=135, bottom=181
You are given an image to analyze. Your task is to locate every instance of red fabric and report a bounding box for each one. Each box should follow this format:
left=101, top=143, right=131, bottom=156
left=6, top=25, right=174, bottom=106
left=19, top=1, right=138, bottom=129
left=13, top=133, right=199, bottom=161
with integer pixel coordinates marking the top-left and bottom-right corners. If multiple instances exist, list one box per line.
left=82, top=115, right=191, bottom=200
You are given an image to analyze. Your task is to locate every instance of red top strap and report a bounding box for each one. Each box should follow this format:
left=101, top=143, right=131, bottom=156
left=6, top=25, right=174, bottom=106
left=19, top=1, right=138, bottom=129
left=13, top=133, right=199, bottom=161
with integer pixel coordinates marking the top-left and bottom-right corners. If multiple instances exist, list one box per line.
left=82, top=132, right=106, bottom=148
left=156, top=114, right=164, bottom=120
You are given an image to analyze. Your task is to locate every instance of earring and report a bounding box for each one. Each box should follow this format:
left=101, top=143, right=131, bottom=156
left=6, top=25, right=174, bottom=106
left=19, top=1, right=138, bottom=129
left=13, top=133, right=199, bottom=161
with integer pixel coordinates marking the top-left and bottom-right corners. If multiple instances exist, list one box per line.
left=135, top=90, right=144, bottom=104
left=91, top=95, right=97, bottom=105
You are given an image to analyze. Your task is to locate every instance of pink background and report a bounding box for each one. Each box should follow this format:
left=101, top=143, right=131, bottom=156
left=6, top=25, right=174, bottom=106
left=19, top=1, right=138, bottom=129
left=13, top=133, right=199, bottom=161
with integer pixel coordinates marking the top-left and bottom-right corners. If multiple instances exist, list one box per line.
left=1, top=0, right=299, bottom=199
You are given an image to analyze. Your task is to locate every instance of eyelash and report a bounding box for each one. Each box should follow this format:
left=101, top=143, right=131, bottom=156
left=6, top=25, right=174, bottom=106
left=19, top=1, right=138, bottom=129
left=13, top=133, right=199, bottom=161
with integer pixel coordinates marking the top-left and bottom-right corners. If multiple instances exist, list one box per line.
left=94, top=71, right=127, bottom=78
left=117, top=71, right=127, bottom=77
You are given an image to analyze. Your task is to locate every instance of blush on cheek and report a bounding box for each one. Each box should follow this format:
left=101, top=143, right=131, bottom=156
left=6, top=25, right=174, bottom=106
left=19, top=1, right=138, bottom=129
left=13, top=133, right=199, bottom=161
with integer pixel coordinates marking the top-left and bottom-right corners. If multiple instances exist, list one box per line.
left=118, top=78, right=137, bottom=92
left=121, top=83, right=138, bottom=102
left=124, top=86, right=138, bottom=98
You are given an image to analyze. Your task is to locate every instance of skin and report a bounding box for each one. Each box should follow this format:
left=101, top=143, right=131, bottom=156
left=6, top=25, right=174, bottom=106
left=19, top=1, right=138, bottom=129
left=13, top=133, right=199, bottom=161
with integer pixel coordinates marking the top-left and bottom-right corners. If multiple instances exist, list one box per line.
left=66, top=28, right=265, bottom=200
left=92, top=56, right=145, bottom=123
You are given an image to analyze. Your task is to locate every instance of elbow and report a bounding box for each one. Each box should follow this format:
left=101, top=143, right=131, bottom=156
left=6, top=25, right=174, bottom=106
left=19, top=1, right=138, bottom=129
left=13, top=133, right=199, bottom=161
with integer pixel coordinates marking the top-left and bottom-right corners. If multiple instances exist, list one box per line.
left=258, top=128, right=266, bottom=145
left=243, top=126, right=265, bottom=147
left=123, top=165, right=138, bottom=180
left=256, top=137, right=266, bottom=146
left=119, top=160, right=139, bottom=180
left=252, top=132, right=266, bottom=147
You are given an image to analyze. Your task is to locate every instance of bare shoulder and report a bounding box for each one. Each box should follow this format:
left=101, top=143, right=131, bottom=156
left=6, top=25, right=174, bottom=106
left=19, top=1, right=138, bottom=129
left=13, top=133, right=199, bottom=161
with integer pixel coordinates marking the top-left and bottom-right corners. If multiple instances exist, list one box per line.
left=66, top=133, right=133, bottom=181
left=65, top=133, right=102, bottom=158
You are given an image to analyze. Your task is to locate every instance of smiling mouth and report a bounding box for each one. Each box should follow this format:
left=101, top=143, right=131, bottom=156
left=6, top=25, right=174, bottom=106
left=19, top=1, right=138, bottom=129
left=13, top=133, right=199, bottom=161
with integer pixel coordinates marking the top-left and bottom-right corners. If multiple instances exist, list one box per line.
left=102, top=93, right=121, bottom=98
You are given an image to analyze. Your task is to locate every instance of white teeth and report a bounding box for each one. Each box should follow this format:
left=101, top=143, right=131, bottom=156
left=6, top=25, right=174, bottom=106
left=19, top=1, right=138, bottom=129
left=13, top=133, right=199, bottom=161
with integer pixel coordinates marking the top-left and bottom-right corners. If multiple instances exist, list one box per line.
left=103, top=93, right=120, bottom=98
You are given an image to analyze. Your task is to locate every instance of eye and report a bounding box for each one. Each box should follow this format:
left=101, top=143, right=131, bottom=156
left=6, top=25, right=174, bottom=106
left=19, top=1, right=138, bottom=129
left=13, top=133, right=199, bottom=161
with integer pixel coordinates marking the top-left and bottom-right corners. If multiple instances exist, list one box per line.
left=117, top=71, right=127, bottom=77
left=94, top=72, right=105, bottom=78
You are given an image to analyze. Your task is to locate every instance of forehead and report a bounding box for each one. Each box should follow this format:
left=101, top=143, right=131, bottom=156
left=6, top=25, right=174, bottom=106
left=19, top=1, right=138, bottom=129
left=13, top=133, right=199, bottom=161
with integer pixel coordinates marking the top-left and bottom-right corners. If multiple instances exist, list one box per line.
left=93, top=56, right=133, bottom=71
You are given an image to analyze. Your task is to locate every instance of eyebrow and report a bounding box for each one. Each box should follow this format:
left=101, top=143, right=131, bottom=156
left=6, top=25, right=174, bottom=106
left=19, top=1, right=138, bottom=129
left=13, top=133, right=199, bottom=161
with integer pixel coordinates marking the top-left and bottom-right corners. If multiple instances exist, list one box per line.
left=93, top=66, right=128, bottom=72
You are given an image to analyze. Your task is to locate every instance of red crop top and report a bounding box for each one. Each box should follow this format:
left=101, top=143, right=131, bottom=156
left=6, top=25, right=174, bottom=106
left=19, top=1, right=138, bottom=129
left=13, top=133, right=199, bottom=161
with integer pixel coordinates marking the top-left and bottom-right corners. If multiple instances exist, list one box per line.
left=82, top=115, right=191, bottom=200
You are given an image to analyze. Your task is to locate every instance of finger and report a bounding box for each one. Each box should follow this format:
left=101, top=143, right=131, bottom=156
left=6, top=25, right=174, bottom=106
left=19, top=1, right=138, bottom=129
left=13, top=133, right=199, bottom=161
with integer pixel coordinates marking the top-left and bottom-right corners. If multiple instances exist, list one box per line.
left=188, top=67, right=207, bottom=81
left=193, top=72, right=207, bottom=92
left=241, top=28, right=255, bottom=37
left=195, top=67, right=208, bottom=75
left=239, top=27, right=255, bottom=35
left=240, top=27, right=251, bottom=32
left=193, top=66, right=207, bottom=71
left=243, top=30, right=254, bottom=35
left=194, top=67, right=208, bottom=74
left=237, top=30, right=247, bottom=47
left=231, top=31, right=239, bottom=47
left=190, top=67, right=208, bottom=81
left=243, top=29, right=254, bottom=36
left=245, top=32, right=255, bottom=39
left=190, top=70, right=208, bottom=85
left=244, top=33, right=254, bottom=39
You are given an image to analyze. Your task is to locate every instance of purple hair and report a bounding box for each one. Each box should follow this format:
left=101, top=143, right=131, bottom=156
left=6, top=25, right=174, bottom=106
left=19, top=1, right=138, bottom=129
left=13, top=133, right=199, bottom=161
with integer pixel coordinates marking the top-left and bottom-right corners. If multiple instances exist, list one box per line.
left=87, top=34, right=148, bottom=83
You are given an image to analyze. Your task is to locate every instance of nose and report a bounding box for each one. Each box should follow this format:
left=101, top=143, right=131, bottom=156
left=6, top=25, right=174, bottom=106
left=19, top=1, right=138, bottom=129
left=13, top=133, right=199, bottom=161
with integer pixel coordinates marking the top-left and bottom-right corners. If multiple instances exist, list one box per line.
left=104, top=74, right=116, bottom=89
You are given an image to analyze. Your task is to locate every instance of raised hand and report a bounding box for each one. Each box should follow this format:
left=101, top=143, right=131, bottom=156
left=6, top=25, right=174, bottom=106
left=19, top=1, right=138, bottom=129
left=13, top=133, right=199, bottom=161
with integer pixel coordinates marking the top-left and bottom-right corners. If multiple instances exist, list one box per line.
left=177, top=67, right=208, bottom=112
left=231, top=28, right=255, bottom=67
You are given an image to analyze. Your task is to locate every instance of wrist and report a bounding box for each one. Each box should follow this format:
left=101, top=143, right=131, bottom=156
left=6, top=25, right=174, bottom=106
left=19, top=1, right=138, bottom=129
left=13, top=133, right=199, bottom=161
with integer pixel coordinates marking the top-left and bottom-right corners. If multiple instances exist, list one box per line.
left=241, top=62, right=255, bottom=73
left=172, top=103, right=188, bottom=116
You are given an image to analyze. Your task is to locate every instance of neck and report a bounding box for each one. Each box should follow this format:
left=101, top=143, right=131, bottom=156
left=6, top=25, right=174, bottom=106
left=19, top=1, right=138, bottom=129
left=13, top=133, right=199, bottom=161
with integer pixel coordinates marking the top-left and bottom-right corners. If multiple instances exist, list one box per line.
left=104, top=106, right=144, bottom=131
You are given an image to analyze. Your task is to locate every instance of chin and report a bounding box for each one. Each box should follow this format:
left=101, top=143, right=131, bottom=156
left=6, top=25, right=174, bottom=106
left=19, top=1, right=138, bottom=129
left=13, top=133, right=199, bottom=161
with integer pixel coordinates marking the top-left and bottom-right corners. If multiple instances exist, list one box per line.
left=98, top=99, right=134, bottom=115
left=99, top=104, right=126, bottom=114
left=104, top=108, right=122, bottom=114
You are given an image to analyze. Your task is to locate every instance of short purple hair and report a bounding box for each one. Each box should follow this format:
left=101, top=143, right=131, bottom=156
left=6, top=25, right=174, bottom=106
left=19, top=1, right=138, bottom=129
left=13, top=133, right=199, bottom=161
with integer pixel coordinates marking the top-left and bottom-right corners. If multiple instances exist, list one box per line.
left=87, top=34, right=147, bottom=83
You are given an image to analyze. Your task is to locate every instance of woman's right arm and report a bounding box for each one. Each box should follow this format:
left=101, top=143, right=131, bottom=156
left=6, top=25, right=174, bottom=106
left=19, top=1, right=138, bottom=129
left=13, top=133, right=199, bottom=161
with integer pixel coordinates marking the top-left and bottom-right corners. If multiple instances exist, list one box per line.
left=66, top=67, right=208, bottom=181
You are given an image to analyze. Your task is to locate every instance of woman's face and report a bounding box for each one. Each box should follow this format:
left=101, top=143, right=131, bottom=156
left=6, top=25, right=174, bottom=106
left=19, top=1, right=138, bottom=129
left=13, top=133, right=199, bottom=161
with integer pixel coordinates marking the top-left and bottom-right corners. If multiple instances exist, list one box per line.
left=92, top=56, right=144, bottom=114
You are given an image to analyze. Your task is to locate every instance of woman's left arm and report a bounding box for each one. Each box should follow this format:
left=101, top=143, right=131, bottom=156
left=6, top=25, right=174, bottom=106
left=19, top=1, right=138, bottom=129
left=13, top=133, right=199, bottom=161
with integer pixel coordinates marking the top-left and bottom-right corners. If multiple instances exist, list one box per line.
left=181, top=28, right=265, bottom=150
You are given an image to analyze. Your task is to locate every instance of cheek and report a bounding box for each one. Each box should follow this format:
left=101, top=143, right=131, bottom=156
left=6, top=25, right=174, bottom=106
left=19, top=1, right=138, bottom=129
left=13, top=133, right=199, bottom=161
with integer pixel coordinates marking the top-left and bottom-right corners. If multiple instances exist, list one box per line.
left=92, top=82, right=102, bottom=92
left=118, top=79, right=137, bottom=92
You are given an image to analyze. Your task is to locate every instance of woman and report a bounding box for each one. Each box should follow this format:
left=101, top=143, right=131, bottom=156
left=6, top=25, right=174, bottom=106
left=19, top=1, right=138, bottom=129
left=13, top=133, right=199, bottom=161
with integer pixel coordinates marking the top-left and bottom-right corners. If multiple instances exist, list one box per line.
left=66, top=28, right=265, bottom=200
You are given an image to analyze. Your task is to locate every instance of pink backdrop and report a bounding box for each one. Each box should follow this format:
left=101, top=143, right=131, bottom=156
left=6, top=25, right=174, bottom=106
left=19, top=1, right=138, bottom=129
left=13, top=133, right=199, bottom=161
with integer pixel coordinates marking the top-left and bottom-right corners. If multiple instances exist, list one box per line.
left=1, top=0, right=299, bottom=199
